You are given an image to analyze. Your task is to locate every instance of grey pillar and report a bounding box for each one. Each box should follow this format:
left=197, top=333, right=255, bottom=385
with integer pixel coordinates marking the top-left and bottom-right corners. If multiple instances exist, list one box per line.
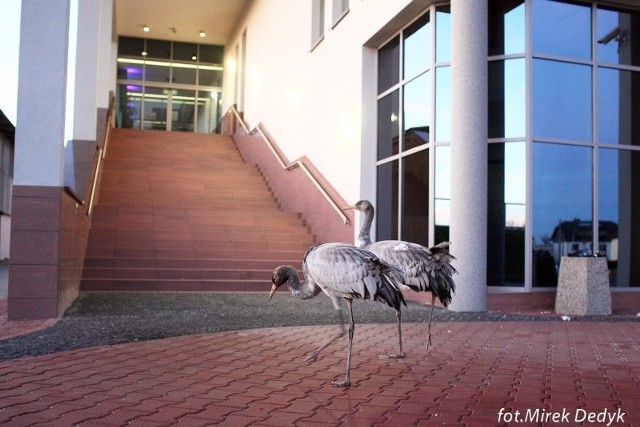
left=448, top=0, right=488, bottom=312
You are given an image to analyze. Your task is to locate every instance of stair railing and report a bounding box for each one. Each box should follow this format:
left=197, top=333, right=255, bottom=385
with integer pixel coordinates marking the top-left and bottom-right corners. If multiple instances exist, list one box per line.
left=86, top=94, right=115, bottom=216
left=224, top=105, right=349, bottom=225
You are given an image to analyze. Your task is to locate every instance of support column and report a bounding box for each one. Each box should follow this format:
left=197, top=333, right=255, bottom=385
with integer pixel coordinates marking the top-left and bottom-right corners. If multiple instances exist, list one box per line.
left=448, top=0, right=488, bottom=312
left=9, top=0, right=71, bottom=319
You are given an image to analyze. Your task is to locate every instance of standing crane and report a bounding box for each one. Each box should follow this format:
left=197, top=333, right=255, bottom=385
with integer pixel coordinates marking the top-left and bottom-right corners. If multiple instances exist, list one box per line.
left=343, top=200, right=456, bottom=349
left=269, top=242, right=406, bottom=387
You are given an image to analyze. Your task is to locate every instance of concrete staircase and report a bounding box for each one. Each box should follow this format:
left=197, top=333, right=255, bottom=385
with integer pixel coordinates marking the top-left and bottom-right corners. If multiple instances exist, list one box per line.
left=81, top=128, right=315, bottom=292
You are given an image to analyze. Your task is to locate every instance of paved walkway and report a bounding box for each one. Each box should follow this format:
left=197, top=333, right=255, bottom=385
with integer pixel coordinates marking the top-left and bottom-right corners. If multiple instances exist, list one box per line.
left=1, top=292, right=639, bottom=426
left=1, top=321, right=638, bottom=426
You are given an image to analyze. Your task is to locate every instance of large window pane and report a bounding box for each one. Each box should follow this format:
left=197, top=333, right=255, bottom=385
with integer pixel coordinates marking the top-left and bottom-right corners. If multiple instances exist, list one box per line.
left=598, top=68, right=640, bottom=146
left=489, top=0, right=525, bottom=56
left=532, top=0, right=591, bottom=60
left=533, top=143, right=592, bottom=286
left=597, top=6, right=640, bottom=67
left=489, top=58, right=526, bottom=139
left=378, top=36, right=400, bottom=94
left=116, top=83, right=142, bottom=129
left=196, top=91, right=221, bottom=133
left=377, top=90, right=399, bottom=159
left=401, top=149, right=429, bottom=246
left=403, top=12, right=430, bottom=79
left=488, top=143, right=526, bottom=286
left=118, top=36, right=145, bottom=58
left=599, top=149, right=640, bottom=287
left=145, top=61, right=170, bottom=83
left=199, top=44, right=224, bottom=64
left=435, top=66, right=451, bottom=142
left=171, top=89, right=195, bottom=132
left=403, top=72, right=430, bottom=150
left=146, top=39, right=171, bottom=60
left=117, top=59, right=144, bottom=81
left=377, top=161, right=399, bottom=241
left=533, top=59, right=592, bottom=142
left=435, top=145, right=450, bottom=243
left=142, top=87, right=168, bottom=130
left=199, top=67, right=223, bottom=87
left=435, top=6, right=451, bottom=63
left=172, top=63, right=197, bottom=85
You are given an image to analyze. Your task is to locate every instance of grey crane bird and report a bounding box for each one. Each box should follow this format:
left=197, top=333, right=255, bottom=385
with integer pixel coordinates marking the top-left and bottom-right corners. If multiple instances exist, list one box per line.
left=343, top=199, right=457, bottom=349
left=270, top=242, right=406, bottom=387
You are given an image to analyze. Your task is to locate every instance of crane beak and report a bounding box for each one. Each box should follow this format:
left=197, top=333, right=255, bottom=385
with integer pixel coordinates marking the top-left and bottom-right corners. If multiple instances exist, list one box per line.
left=342, top=204, right=356, bottom=211
left=269, top=284, right=278, bottom=300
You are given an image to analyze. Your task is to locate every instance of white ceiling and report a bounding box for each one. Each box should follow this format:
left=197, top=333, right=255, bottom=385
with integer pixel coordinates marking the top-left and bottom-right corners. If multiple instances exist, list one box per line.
left=115, top=0, right=249, bottom=45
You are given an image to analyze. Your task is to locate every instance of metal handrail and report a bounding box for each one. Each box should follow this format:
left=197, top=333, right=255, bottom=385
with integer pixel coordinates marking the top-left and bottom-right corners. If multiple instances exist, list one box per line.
left=87, top=95, right=115, bottom=216
left=226, top=106, right=349, bottom=225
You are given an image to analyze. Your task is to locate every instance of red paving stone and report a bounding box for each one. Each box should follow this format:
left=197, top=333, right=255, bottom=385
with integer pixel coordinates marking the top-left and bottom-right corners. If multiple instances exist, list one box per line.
left=0, top=321, right=638, bottom=426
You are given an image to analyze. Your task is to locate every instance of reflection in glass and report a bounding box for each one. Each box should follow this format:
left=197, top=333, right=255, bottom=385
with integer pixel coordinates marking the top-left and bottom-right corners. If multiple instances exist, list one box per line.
left=377, top=90, right=399, bottom=160
left=489, top=59, right=526, bottom=138
left=434, top=145, right=450, bottom=243
left=533, top=59, right=591, bottom=142
left=532, top=0, right=591, bottom=60
left=377, top=160, right=399, bottom=241
left=435, top=66, right=451, bottom=142
left=599, top=149, right=640, bottom=287
left=199, top=44, right=224, bottom=64
left=118, top=36, right=145, bottom=58
left=435, top=5, right=451, bottom=63
left=378, top=36, right=400, bottom=94
left=142, top=87, right=168, bottom=130
left=597, top=6, right=640, bottom=67
left=172, top=62, right=197, bottom=85
left=598, top=68, right=640, bottom=146
left=196, top=91, right=221, bottom=133
left=489, top=0, right=525, bottom=56
left=403, top=12, right=430, bottom=79
left=117, top=59, right=143, bottom=81
left=199, top=68, right=223, bottom=87
left=116, top=83, right=142, bottom=129
left=403, top=72, right=430, bottom=150
left=401, top=149, right=429, bottom=246
left=532, top=143, right=592, bottom=286
left=146, top=39, right=171, bottom=60
left=145, top=61, right=171, bottom=83
left=173, top=41, right=197, bottom=62
left=488, top=143, right=525, bottom=286
left=171, top=89, right=195, bottom=132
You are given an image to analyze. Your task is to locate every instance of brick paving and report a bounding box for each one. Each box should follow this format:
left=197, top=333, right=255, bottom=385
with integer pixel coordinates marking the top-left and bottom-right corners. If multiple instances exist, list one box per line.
left=1, top=312, right=639, bottom=426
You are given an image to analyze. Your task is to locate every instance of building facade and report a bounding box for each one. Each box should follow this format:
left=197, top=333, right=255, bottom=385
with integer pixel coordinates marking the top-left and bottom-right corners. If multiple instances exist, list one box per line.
left=10, top=0, right=640, bottom=318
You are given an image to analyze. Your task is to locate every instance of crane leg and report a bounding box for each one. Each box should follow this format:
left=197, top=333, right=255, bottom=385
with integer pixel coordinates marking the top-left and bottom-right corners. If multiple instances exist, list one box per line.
left=304, top=308, right=346, bottom=362
left=388, top=310, right=406, bottom=358
left=333, top=299, right=354, bottom=387
left=426, top=294, right=436, bottom=350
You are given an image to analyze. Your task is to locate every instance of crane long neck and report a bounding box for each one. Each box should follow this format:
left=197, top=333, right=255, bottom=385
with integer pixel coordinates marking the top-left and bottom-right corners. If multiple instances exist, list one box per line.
left=286, top=267, right=322, bottom=300
left=357, top=206, right=374, bottom=248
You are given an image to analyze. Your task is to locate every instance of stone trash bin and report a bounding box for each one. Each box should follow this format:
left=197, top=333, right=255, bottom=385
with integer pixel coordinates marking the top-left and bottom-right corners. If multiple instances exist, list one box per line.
left=555, top=256, right=612, bottom=316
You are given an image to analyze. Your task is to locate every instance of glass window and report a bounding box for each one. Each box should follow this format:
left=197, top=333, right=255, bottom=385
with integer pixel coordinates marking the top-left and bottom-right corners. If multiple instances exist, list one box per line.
left=198, top=67, right=223, bottom=87
left=173, top=42, right=197, bottom=62
left=403, top=12, right=430, bottom=79
left=435, top=5, right=451, bottom=63
left=378, top=36, right=400, bottom=94
left=118, top=36, right=145, bottom=58
left=117, top=59, right=144, bottom=81
left=311, top=0, right=325, bottom=48
left=171, top=89, right=196, bottom=132
left=116, top=83, right=142, bottom=129
left=533, top=59, right=592, bottom=142
left=196, top=90, right=221, bottom=133
left=435, top=66, right=451, bottom=142
left=199, top=45, right=224, bottom=64
left=145, top=61, right=171, bottom=83
left=599, top=149, right=640, bottom=287
left=434, top=145, right=450, bottom=243
left=403, top=72, right=430, bottom=150
left=489, top=58, right=526, bottom=139
left=377, top=90, right=399, bottom=159
left=376, top=160, right=399, bottom=241
left=598, top=68, right=640, bottom=146
left=532, top=0, right=591, bottom=60
left=532, top=143, right=592, bottom=286
left=142, top=87, right=168, bottom=130
left=332, top=0, right=349, bottom=26
left=597, top=6, right=640, bottom=67
left=172, top=63, right=197, bottom=85
left=145, top=39, right=171, bottom=60
left=489, top=0, right=525, bottom=56
left=401, top=149, right=429, bottom=246
left=488, top=143, right=526, bottom=286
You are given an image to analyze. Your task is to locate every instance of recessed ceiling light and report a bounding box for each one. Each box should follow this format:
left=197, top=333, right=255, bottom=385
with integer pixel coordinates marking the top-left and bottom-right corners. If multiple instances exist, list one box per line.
left=143, top=25, right=150, bottom=32
left=199, top=31, right=206, bottom=38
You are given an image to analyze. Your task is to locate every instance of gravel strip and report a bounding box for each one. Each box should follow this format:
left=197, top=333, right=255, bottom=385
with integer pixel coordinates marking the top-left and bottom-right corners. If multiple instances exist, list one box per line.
left=0, top=292, right=637, bottom=361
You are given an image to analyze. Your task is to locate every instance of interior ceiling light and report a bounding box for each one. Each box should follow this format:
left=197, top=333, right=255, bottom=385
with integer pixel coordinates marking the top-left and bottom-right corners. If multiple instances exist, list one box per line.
left=199, top=31, right=206, bottom=38
left=143, top=25, right=150, bottom=32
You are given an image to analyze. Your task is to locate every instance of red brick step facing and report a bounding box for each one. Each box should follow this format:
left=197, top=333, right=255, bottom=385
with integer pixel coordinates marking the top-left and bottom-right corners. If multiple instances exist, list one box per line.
left=81, top=129, right=314, bottom=292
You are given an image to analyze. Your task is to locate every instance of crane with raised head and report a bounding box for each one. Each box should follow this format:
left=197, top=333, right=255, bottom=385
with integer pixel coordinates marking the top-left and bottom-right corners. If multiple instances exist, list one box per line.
left=343, top=199, right=457, bottom=349
left=270, top=242, right=406, bottom=387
